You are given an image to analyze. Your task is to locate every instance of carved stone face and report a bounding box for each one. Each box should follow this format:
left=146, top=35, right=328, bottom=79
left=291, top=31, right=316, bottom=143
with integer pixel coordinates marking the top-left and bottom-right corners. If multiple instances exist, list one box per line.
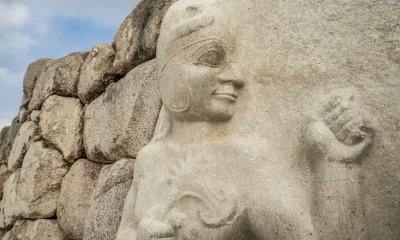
left=157, top=0, right=243, bottom=122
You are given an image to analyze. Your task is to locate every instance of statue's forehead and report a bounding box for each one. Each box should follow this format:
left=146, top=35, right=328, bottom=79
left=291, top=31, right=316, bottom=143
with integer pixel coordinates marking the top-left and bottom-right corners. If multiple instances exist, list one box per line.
left=157, top=0, right=236, bottom=72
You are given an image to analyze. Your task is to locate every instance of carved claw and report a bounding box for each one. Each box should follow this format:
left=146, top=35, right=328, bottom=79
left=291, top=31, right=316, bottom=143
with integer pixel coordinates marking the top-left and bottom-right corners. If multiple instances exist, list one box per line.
left=306, top=121, right=372, bottom=163
left=137, top=217, right=176, bottom=239
left=306, top=96, right=373, bottom=163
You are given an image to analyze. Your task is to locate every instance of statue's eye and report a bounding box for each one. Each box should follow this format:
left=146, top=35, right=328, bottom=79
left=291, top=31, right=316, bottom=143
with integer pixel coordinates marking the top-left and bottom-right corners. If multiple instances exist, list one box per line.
left=196, top=49, right=223, bottom=66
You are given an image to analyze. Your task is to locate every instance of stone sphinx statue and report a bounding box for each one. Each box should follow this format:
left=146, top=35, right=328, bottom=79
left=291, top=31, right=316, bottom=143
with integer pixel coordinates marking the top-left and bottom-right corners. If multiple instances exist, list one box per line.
left=116, top=0, right=374, bottom=239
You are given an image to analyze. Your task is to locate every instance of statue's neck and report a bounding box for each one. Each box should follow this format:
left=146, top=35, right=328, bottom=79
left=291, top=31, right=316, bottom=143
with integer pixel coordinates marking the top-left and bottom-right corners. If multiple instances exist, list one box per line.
left=166, top=120, right=231, bottom=145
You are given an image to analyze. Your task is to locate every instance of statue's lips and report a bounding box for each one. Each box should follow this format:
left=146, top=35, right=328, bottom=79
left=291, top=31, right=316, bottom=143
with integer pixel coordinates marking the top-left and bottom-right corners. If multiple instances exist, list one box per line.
left=213, top=91, right=238, bottom=101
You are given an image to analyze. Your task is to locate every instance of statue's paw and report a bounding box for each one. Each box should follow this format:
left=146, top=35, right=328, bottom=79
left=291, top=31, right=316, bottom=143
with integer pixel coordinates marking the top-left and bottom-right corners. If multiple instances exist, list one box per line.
left=306, top=95, right=374, bottom=163
left=322, top=95, right=373, bottom=146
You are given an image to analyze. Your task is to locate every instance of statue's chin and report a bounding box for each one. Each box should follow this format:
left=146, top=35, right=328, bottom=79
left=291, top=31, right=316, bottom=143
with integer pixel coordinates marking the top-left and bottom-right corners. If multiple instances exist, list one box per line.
left=207, top=112, right=234, bottom=122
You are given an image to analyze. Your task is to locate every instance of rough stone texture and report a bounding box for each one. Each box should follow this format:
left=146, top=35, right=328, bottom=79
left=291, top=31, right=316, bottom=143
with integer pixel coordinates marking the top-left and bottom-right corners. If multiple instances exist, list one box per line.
left=40, top=96, right=84, bottom=163
left=0, top=0, right=399, bottom=239
left=0, top=124, right=21, bottom=164
left=17, top=108, right=28, bottom=124
left=111, top=0, right=177, bottom=75
left=83, top=158, right=134, bottom=240
left=28, top=52, right=89, bottom=111
left=0, top=128, right=9, bottom=164
left=117, top=1, right=400, bottom=239
left=21, top=58, right=54, bottom=108
left=78, top=44, right=117, bottom=104
left=1, top=170, right=20, bottom=229
left=0, top=165, right=11, bottom=200
left=1, top=231, right=13, bottom=240
left=84, top=60, right=161, bottom=163
left=7, top=121, right=40, bottom=172
left=29, top=111, right=40, bottom=123
left=57, top=159, right=103, bottom=240
left=18, top=141, right=69, bottom=219
left=3, top=220, right=66, bottom=240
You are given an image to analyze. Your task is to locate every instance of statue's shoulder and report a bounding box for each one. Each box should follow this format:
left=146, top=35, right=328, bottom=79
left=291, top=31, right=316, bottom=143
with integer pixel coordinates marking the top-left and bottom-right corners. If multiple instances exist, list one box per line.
left=135, top=140, right=170, bottom=169
left=215, top=135, right=272, bottom=162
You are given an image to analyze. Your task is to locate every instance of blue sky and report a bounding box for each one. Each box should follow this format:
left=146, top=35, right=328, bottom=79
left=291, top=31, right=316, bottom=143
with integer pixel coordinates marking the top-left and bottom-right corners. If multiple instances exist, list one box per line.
left=0, top=0, right=139, bottom=129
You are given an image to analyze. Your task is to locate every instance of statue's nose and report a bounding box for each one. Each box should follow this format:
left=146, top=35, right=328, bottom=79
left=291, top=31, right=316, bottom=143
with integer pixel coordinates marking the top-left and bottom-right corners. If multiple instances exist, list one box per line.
left=217, top=63, right=244, bottom=88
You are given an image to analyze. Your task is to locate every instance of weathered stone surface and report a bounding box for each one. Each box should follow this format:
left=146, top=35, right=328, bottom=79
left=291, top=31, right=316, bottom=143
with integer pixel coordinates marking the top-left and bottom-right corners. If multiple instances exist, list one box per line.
left=0, top=165, right=11, bottom=200
left=21, top=58, right=54, bottom=108
left=4, top=220, right=66, bottom=240
left=83, top=158, right=134, bottom=240
left=0, top=124, right=21, bottom=164
left=17, top=108, right=28, bottom=124
left=78, top=44, right=117, bottom=104
left=112, top=0, right=177, bottom=75
left=7, top=121, right=40, bottom=172
left=18, top=141, right=69, bottom=219
left=57, top=159, right=103, bottom=240
left=29, top=111, right=40, bottom=123
left=1, top=231, right=14, bottom=240
left=117, top=1, right=400, bottom=239
left=40, top=96, right=84, bottom=163
left=29, top=52, right=89, bottom=111
left=84, top=60, right=161, bottom=163
left=0, top=127, right=9, bottom=164
left=1, top=170, right=20, bottom=229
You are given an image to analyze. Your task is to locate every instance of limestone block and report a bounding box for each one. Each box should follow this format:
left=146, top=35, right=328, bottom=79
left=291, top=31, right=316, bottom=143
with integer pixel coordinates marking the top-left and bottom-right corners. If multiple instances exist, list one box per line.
left=18, top=141, right=69, bottom=219
left=29, top=110, right=40, bottom=123
left=84, top=60, right=161, bottom=163
left=0, top=200, right=4, bottom=230
left=4, top=220, right=66, bottom=240
left=21, top=58, right=54, bottom=108
left=112, top=0, right=177, bottom=75
left=0, top=124, right=21, bottom=164
left=7, top=121, right=40, bottom=172
left=0, top=165, right=11, bottom=200
left=1, top=170, right=20, bottom=229
left=0, top=231, right=14, bottom=240
left=29, top=52, right=89, bottom=111
left=83, top=159, right=134, bottom=240
left=57, top=159, right=103, bottom=240
left=40, top=96, right=84, bottom=163
left=78, top=44, right=117, bottom=104
left=17, top=108, right=28, bottom=124
left=0, top=127, right=9, bottom=163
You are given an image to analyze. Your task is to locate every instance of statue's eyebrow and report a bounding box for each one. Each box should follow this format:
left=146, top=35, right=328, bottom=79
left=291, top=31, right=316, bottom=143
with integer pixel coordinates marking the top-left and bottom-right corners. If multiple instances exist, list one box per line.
left=171, top=14, right=215, bottom=39
left=159, top=38, right=227, bottom=74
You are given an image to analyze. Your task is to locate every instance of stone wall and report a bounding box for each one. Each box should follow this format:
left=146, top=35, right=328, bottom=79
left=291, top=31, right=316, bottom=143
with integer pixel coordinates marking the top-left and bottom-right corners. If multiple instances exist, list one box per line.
left=0, top=1, right=176, bottom=239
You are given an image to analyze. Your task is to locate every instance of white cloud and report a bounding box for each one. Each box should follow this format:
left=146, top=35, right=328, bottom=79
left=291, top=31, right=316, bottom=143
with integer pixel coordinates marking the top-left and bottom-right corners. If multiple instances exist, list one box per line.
left=0, top=31, right=36, bottom=55
left=0, top=1, right=36, bottom=56
left=0, top=2, right=31, bottom=29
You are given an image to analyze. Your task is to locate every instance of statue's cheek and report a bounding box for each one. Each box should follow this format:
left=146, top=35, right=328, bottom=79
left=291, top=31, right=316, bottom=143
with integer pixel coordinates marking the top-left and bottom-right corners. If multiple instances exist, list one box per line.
left=160, top=64, right=219, bottom=113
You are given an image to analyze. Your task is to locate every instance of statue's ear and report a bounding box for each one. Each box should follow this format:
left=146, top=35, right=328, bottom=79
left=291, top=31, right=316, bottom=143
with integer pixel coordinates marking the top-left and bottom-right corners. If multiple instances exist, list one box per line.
left=159, top=67, right=191, bottom=113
